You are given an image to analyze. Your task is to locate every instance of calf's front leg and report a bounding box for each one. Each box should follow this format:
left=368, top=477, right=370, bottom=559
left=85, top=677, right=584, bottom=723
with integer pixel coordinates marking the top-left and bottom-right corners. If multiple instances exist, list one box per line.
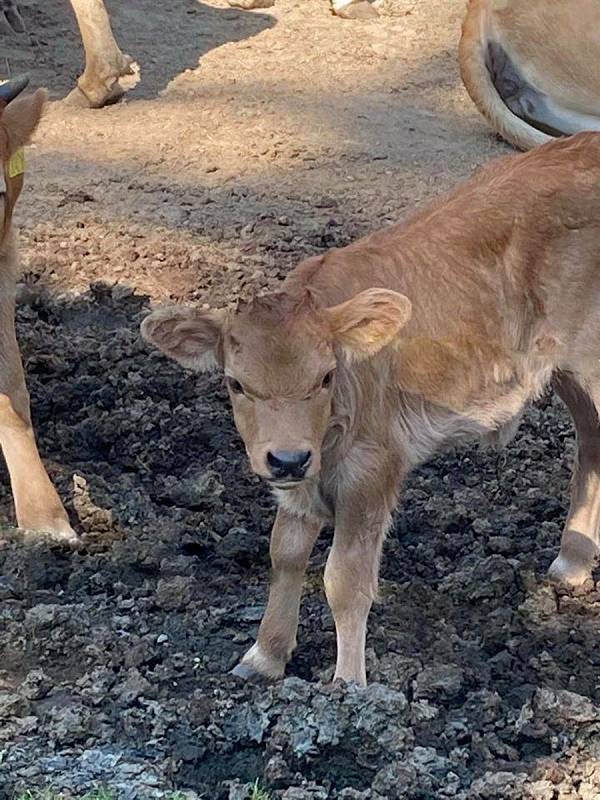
left=232, top=507, right=322, bottom=681
left=325, top=470, right=399, bottom=686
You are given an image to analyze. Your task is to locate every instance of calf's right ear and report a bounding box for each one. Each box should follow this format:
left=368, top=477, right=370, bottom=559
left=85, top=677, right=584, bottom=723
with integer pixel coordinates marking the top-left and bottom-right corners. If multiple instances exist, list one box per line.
left=324, top=288, right=412, bottom=363
left=140, top=306, right=226, bottom=372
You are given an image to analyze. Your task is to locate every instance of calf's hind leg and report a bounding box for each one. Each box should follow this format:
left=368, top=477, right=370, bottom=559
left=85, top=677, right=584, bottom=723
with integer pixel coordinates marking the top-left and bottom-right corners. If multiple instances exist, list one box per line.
left=549, top=372, right=600, bottom=585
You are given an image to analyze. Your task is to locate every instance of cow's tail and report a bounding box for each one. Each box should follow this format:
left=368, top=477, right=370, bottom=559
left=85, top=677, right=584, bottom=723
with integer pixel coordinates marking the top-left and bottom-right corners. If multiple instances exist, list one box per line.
left=458, top=0, right=551, bottom=151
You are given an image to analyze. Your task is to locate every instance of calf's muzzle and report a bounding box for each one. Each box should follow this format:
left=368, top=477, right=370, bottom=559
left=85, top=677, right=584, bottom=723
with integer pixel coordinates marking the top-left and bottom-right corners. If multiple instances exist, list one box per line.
left=267, top=449, right=312, bottom=482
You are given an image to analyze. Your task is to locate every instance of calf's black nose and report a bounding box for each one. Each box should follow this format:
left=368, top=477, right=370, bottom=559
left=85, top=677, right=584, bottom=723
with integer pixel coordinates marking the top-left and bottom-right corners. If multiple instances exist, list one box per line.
left=267, top=449, right=312, bottom=480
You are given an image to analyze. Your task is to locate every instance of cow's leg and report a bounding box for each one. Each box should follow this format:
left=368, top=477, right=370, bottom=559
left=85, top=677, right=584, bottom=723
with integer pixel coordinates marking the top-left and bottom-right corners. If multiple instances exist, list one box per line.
left=0, top=302, right=75, bottom=539
left=0, top=394, right=75, bottom=537
left=549, top=372, right=600, bottom=585
left=232, top=508, right=321, bottom=681
left=66, top=0, right=139, bottom=109
left=0, top=0, right=25, bottom=33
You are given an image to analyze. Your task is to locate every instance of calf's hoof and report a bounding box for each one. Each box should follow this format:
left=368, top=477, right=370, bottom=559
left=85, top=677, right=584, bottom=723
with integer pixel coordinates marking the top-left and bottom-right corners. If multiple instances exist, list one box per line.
left=333, top=672, right=367, bottom=688
left=45, top=523, right=78, bottom=543
left=230, top=663, right=271, bottom=683
left=547, top=554, right=593, bottom=587
left=20, top=518, right=78, bottom=543
left=18, top=502, right=77, bottom=543
left=231, top=643, right=286, bottom=682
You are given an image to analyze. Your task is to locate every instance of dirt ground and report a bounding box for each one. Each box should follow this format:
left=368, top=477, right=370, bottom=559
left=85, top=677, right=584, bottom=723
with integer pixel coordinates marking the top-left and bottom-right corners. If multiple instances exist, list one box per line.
left=1, top=1, right=600, bottom=798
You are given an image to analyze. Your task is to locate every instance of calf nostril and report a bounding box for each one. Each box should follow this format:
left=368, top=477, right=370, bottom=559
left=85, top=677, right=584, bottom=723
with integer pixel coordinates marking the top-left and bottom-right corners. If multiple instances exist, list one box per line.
left=267, top=449, right=312, bottom=478
left=297, top=450, right=311, bottom=469
left=267, top=451, right=284, bottom=471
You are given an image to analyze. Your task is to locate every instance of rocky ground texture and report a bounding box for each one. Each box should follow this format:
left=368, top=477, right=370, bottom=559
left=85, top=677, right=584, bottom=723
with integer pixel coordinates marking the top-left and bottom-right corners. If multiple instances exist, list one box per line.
left=1, top=1, right=599, bottom=798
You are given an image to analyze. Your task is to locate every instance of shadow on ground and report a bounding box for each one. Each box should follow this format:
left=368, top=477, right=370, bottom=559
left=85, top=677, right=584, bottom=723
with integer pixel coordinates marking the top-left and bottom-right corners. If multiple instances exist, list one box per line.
left=0, top=0, right=274, bottom=100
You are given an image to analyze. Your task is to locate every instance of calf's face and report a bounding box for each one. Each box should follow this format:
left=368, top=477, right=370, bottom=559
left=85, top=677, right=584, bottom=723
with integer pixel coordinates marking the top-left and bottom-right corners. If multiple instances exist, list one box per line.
left=142, top=289, right=411, bottom=486
left=222, top=301, right=337, bottom=484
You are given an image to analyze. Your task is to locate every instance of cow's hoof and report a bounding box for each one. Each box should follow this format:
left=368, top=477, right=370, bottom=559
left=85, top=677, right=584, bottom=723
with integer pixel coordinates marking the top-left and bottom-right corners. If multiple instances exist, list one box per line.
left=62, top=87, right=92, bottom=108
left=334, top=1, right=379, bottom=19
left=64, top=58, right=140, bottom=109
left=547, top=554, right=592, bottom=587
left=63, top=81, right=129, bottom=109
left=0, top=2, right=26, bottom=34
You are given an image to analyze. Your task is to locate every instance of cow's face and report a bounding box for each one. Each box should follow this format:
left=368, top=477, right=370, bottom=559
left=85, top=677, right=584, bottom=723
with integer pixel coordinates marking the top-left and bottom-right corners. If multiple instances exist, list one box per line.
left=142, top=289, right=411, bottom=486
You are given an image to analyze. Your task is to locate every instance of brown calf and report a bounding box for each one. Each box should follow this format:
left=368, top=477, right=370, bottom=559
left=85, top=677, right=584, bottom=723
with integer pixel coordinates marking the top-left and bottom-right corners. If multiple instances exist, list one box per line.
left=144, top=132, right=600, bottom=686
left=0, top=79, right=75, bottom=539
left=460, top=0, right=600, bottom=151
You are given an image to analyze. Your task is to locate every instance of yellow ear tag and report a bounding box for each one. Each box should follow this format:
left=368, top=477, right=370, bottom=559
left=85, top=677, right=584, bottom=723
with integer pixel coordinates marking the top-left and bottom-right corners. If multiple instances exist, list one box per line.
left=8, top=148, right=25, bottom=178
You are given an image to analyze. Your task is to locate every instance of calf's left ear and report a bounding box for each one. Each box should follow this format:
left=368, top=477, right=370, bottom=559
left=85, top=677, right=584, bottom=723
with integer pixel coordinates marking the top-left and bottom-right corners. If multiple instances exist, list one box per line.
left=141, top=306, right=226, bottom=372
left=323, top=288, right=412, bottom=362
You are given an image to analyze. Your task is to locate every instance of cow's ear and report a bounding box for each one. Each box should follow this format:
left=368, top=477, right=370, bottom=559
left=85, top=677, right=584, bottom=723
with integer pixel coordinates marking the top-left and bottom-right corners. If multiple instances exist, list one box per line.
left=1, top=88, right=47, bottom=156
left=324, top=288, right=412, bottom=362
left=141, top=306, right=226, bottom=371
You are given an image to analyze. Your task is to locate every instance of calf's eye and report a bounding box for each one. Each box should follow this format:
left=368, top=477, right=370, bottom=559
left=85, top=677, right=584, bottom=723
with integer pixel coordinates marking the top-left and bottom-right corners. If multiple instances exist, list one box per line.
left=322, top=370, right=335, bottom=388
left=226, top=377, right=245, bottom=395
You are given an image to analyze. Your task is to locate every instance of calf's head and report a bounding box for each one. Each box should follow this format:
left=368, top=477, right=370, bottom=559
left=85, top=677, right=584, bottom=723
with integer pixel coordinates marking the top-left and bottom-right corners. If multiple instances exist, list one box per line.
left=0, top=77, right=47, bottom=246
left=142, top=288, right=411, bottom=486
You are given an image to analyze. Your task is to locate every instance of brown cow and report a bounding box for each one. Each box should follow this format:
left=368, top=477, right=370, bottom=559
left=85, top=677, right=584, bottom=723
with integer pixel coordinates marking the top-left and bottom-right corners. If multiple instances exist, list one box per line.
left=460, top=0, right=600, bottom=151
left=0, top=77, right=75, bottom=539
left=143, top=132, right=600, bottom=686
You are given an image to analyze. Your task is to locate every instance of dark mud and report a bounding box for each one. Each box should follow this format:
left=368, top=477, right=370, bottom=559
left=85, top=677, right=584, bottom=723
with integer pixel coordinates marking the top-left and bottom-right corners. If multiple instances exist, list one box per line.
left=1, top=285, right=600, bottom=799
